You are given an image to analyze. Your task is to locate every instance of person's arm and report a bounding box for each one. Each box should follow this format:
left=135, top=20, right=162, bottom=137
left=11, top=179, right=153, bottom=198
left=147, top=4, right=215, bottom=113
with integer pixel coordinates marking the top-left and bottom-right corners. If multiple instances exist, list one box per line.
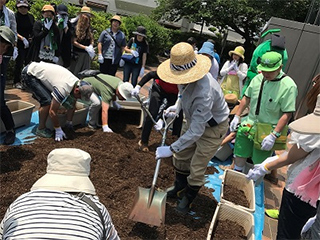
left=138, top=71, right=156, bottom=87
left=32, top=21, right=49, bottom=41
left=141, top=52, right=147, bottom=69
left=97, top=42, right=103, bottom=55
left=237, top=63, right=248, bottom=81
left=101, top=101, right=110, bottom=126
left=72, top=38, right=87, bottom=50
left=273, top=112, right=292, bottom=133
left=265, top=144, right=309, bottom=171
left=66, top=104, right=76, bottom=122
left=220, top=61, right=232, bottom=76
left=49, top=98, right=61, bottom=128
left=235, top=95, right=250, bottom=117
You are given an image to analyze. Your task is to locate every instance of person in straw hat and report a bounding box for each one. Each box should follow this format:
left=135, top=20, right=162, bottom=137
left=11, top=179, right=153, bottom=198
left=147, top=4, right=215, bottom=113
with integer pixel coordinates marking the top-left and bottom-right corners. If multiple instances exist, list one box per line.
left=247, top=94, right=320, bottom=240
left=220, top=46, right=248, bottom=101
left=155, top=42, right=229, bottom=213
left=97, top=15, right=126, bottom=76
left=230, top=51, right=298, bottom=180
left=0, top=148, right=120, bottom=239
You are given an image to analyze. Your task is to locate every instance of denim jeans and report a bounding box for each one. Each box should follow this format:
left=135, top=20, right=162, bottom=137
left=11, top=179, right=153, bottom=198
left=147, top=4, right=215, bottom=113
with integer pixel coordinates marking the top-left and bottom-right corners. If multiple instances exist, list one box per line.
left=123, top=62, right=141, bottom=87
left=1, top=57, right=14, bottom=130
left=21, top=65, right=52, bottom=107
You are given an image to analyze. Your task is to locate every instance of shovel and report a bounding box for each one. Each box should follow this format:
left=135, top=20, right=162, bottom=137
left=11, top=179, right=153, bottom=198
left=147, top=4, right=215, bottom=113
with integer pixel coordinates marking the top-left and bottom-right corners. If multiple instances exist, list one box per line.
left=135, top=95, right=164, bottom=135
left=128, top=112, right=175, bottom=226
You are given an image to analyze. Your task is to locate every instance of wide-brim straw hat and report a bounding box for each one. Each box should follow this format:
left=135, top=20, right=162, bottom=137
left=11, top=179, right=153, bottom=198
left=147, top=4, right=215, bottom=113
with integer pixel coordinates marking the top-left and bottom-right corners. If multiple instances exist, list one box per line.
left=229, top=46, right=245, bottom=60
left=224, top=93, right=238, bottom=105
left=289, top=94, right=320, bottom=134
left=31, top=148, right=96, bottom=195
left=80, top=6, right=92, bottom=15
left=157, top=42, right=211, bottom=84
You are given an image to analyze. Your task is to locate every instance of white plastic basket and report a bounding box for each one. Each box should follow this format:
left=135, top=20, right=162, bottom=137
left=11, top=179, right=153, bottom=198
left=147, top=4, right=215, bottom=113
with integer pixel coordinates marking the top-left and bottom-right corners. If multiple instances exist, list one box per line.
left=207, top=202, right=255, bottom=240
left=220, top=169, right=255, bottom=213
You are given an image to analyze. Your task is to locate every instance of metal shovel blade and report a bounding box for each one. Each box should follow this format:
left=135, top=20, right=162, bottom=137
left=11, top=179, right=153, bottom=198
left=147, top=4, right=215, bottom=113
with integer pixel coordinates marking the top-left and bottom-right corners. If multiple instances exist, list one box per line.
left=128, top=186, right=167, bottom=227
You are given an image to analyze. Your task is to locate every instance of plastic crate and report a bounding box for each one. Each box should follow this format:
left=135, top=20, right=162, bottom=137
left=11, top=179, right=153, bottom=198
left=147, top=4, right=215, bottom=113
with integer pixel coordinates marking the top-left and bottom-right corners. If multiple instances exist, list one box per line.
left=220, top=169, right=255, bottom=213
left=207, top=202, right=255, bottom=240
left=0, top=100, right=35, bottom=133
left=46, top=102, right=89, bottom=130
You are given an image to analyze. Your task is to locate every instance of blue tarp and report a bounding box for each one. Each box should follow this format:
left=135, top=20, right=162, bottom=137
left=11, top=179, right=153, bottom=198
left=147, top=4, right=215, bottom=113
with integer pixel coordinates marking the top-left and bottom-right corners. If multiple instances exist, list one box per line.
left=0, top=111, right=39, bottom=145
left=205, top=158, right=264, bottom=240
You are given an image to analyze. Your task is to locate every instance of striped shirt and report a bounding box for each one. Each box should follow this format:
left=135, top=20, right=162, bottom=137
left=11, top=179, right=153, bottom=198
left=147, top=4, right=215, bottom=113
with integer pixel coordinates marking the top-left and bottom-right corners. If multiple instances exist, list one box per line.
left=0, top=190, right=119, bottom=240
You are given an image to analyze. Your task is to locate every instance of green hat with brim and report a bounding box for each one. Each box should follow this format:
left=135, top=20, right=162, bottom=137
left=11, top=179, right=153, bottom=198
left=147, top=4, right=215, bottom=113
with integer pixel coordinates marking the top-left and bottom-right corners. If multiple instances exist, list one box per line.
left=0, top=26, right=15, bottom=46
left=257, top=51, right=282, bottom=72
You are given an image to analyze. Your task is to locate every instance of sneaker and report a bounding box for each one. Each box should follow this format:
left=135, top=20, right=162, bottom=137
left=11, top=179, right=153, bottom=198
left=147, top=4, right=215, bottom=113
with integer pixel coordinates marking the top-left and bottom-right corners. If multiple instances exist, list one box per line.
left=138, top=140, right=149, bottom=152
left=88, top=123, right=98, bottom=129
left=13, top=82, right=24, bottom=90
left=36, top=128, right=53, bottom=138
left=3, top=130, right=15, bottom=145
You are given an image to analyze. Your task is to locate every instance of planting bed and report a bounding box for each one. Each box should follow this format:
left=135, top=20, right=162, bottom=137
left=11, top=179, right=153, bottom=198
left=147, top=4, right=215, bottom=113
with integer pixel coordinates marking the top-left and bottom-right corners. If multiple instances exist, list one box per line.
left=1, top=111, right=247, bottom=239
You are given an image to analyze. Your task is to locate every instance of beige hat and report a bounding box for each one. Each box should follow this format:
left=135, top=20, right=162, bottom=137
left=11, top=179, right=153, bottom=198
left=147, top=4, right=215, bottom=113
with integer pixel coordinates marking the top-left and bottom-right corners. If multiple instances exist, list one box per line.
left=289, top=94, right=320, bottom=134
left=157, top=42, right=211, bottom=84
left=224, top=93, right=238, bottom=105
left=41, top=4, right=55, bottom=14
left=31, top=148, right=96, bottom=195
left=81, top=6, right=91, bottom=14
left=118, top=82, right=134, bottom=100
left=110, top=15, right=121, bottom=24
left=229, top=46, right=245, bottom=60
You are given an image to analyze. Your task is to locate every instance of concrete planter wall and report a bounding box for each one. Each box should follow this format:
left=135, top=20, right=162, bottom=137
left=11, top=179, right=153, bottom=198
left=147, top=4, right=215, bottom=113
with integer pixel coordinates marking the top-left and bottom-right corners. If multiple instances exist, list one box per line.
left=0, top=100, right=35, bottom=133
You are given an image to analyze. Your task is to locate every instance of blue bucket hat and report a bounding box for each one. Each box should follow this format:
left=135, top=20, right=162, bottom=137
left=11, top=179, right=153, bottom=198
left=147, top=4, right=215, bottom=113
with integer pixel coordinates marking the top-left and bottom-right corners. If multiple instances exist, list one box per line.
left=198, top=42, right=215, bottom=58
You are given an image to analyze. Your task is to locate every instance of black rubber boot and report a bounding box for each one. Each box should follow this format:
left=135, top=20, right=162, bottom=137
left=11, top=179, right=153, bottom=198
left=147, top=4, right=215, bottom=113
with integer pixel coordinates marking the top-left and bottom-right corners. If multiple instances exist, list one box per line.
left=176, top=184, right=201, bottom=214
left=166, top=171, right=188, bottom=198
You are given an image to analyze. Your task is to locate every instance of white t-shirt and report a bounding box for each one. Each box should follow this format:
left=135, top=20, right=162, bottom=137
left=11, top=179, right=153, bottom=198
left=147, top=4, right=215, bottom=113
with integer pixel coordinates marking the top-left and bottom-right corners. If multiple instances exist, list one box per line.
left=27, top=61, right=79, bottom=103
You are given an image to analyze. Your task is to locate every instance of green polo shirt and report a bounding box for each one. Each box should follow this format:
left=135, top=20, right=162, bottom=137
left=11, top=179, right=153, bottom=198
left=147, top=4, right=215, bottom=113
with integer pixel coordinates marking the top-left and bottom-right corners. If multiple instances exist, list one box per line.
left=243, top=71, right=298, bottom=125
left=84, top=74, right=122, bottom=104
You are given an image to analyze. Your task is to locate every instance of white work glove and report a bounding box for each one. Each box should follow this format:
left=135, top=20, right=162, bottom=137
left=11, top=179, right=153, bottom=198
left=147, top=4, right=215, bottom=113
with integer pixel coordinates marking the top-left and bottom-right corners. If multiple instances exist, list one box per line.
left=131, top=50, right=139, bottom=57
left=102, top=125, right=113, bottom=133
left=131, top=85, right=141, bottom=97
left=139, top=67, right=145, bottom=78
left=55, top=127, right=66, bottom=141
left=246, top=155, right=278, bottom=181
left=63, top=16, right=69, bottom=29
left=119, top=59, right=125, bottom=67
left=98, top=54, right=104, bottom=64
left=85, top=45, right=95, bottom=59
left=44, top=18, right=53, bottom=30
left=12, top=47, right=18, bottom=60
left=156, top=146, right=173, bottom=159
left=112, top=101, right=122, bottom=110
left=52, top=56, right=59, bottom=63
left=261, top=133, right=277, bottom=151
left=301, top=215, right=316, bottom=235
left=22, top=37, right=29, bottom=48
left=164, top=104, right=177, bottom=118
left=230, top=115, right=240, bottom=132
left=233, top=63, right=239, bottom=72
left=154, top=119, right=163, bottom=131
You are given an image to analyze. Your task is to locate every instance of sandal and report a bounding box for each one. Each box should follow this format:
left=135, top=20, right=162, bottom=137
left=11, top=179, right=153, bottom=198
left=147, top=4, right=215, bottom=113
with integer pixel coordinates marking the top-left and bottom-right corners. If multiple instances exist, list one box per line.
left=138, top=140, right=149, bottom=152
left=265, top=209, right=279, bottom=219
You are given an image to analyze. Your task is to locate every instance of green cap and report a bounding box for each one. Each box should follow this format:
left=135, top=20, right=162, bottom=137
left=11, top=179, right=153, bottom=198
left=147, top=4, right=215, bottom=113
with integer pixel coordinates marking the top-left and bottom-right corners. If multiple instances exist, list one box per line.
left=0, top=26, right=15, bottom=46
left=257, top=51, right=282, bottom=72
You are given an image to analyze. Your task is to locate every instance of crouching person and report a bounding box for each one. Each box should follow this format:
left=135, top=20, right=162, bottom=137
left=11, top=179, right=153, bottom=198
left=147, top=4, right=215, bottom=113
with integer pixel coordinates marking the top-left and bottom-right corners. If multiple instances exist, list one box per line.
left=0, top=148, right=120, bottom=239
left=79, top=70, right=133, bottom=133
left=21, top=61, right=93, bottom=141
left=155, top=43, right=229, bottom=213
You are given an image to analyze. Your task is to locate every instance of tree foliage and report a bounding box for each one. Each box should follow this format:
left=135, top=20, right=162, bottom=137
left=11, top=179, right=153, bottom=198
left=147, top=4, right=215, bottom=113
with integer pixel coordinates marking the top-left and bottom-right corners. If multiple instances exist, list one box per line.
left=152, top=0, right=313, bottom=58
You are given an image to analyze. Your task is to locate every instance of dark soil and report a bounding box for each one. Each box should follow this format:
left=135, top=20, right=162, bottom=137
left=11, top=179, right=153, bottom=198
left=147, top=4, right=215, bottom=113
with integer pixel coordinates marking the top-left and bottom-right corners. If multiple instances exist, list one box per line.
left=223, top=184, right=250, bottom=208
left=213, top=219, right=247, bottom=240
left=0, top=111, right=245, bottom=239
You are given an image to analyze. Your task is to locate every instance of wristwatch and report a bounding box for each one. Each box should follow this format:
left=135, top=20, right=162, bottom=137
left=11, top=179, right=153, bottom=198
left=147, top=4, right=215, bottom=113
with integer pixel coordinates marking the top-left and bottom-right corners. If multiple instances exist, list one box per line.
left=272, top=130, right=281, bottom=138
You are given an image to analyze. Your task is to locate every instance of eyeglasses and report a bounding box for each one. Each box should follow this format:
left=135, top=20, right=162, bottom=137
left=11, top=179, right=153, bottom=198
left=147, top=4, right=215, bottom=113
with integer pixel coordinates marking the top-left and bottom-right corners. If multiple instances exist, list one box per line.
left=257, top=57, right=281, bottom=68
